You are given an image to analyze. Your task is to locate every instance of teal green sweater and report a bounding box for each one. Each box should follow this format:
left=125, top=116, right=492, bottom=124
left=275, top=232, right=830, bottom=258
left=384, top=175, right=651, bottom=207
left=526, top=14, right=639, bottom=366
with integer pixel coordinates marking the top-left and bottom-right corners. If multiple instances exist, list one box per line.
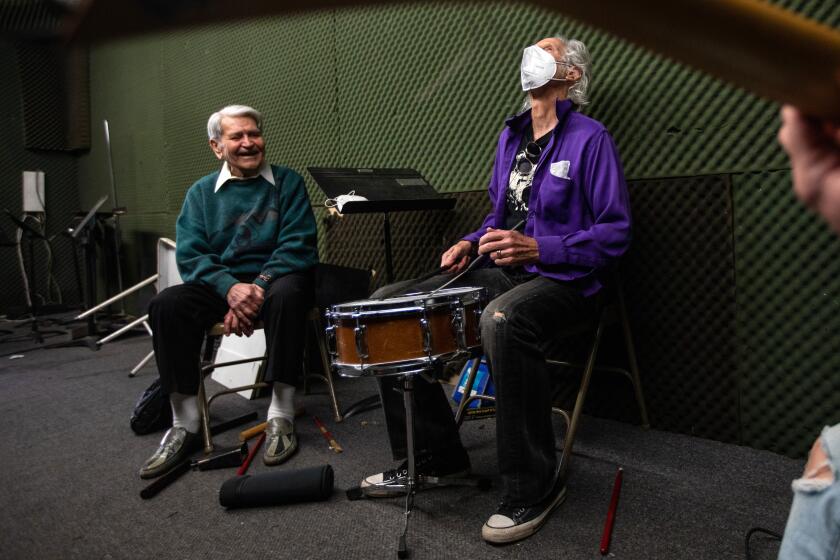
left=175, top=165, right=318, bottom=298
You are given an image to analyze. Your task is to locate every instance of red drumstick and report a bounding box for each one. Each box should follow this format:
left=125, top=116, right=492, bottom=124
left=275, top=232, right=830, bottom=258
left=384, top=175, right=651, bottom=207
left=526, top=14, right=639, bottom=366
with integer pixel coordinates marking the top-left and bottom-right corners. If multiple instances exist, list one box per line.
left=237, top=432, right=265, bottom=476
left=600, top=467, right=623, bottom=555
left=313, top=416, right=343, bottom=453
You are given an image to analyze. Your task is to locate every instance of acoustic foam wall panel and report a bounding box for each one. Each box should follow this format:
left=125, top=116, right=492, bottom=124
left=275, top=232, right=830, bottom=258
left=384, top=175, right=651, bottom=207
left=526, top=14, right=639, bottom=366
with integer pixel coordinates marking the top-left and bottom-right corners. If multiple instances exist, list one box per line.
left=84, top=1, right=816, bottom=238
left=0, top=40, right=82, bottom=313
left=733, top=170, right=840, bottom=457
left=16, top=42, right=90, bottom=152
left=623, top=175, right=738, bottom=442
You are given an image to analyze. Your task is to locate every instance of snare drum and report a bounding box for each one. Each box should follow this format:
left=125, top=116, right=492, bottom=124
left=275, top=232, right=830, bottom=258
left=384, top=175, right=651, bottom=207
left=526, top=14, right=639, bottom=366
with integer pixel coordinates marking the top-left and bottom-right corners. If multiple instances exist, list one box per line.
left=325, top=286, right=487, bottom=377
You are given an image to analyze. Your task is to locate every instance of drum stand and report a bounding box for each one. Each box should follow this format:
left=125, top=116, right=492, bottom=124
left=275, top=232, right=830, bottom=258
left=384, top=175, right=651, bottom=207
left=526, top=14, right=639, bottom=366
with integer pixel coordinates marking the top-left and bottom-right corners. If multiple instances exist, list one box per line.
left=393, top=372, right=490, bottom=559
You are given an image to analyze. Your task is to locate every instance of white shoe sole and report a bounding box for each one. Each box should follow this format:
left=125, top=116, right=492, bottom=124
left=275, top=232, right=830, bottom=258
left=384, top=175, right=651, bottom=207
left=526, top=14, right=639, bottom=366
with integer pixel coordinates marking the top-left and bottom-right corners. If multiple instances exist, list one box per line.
left=361, top=469, right=471, bottom=498
left=481, top=486, right=567, bottom=544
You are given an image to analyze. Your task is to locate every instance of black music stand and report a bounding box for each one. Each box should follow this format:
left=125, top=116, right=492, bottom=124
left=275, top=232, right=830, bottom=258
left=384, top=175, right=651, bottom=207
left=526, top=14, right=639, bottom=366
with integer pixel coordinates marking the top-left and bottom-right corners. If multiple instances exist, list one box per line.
left=309, top=167, right=457, bottom=419
left=308, top=167, right=455, bottom=283
left=68, top=195, right=109, bottom=337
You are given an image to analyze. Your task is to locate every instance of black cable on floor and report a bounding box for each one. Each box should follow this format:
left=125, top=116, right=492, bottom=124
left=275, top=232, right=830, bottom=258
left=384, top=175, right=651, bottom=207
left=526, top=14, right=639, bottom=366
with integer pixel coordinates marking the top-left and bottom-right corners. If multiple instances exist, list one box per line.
left=745, top=526, right=782, bottom=560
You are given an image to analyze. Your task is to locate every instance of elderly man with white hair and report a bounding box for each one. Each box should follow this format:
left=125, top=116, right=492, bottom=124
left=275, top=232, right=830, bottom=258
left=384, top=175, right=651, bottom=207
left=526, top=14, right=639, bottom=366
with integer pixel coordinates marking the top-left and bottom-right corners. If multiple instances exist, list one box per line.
left=139, top=105, right=318, bottom=479
left=359, top=36, right=632, bottom=544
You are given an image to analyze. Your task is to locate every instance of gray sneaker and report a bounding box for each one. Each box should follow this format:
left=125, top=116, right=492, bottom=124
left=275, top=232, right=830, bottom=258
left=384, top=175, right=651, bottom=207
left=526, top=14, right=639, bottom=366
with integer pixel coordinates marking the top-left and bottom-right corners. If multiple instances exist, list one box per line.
left=263, top=417, right=298, bottom=466
left=139, top=427, right=200, bottom=479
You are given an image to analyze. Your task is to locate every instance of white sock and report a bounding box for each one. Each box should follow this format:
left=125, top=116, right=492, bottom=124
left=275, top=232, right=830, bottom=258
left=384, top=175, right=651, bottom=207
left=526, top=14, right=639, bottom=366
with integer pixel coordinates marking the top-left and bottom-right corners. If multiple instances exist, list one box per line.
left=267, top=383, right=296, bottom=423
left=169, top=392, right=200, bottom=433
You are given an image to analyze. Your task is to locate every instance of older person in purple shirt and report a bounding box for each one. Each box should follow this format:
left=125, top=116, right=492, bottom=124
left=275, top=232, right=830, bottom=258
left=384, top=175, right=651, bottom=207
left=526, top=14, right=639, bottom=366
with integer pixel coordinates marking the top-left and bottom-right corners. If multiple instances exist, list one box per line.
left=360, top=36, right=631, bottom=545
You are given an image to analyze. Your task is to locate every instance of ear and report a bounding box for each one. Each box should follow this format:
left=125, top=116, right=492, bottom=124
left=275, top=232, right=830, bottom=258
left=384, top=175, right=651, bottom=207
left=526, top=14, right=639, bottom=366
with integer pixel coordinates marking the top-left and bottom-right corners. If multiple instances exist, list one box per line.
left=565, top=65, right=582, bottom=82
left=209, top=138, right=224, bottom=160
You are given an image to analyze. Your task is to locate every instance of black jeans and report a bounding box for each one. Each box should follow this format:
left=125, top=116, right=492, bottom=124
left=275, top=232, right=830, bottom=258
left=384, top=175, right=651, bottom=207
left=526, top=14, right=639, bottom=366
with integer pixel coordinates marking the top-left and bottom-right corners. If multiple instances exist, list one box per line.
left=148, top=269, right=314, bottom=395
left=374, top=267, right=595, bottom=506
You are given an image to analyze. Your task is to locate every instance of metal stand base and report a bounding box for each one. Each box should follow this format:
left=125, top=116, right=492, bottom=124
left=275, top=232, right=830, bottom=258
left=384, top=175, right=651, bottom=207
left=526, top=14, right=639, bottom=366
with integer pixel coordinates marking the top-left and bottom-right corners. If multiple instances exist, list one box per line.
left=391, top=374, right=490, bottom=558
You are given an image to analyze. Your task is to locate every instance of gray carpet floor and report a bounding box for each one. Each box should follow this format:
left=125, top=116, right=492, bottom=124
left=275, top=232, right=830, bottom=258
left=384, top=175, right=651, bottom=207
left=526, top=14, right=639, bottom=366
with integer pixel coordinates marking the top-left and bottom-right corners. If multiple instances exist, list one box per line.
left=0, top=326, right=800, bottom=559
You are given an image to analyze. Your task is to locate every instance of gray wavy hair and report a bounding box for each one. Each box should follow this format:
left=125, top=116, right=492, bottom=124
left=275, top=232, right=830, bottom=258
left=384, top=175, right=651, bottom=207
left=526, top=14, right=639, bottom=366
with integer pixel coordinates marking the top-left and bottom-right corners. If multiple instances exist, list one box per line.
left=207, top=105, right=263, bottom=141
left=557, top=36, right=591, bottom=106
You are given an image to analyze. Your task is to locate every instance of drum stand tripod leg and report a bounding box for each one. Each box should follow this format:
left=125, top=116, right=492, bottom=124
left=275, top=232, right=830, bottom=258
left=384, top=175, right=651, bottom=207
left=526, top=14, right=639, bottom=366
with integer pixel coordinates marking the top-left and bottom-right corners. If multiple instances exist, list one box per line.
left=398, top=374, right=416, bottom=559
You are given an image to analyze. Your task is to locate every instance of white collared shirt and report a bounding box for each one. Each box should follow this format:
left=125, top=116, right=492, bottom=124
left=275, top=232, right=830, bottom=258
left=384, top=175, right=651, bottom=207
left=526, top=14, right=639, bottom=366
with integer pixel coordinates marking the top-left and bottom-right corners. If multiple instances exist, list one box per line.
left=214, top=161, right=275, bottom=192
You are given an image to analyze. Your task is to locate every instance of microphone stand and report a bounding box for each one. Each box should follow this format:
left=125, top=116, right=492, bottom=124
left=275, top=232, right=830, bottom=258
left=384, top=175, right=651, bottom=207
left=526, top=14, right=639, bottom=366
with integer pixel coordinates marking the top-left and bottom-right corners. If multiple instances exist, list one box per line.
left=3, top=210, right=66, bottom=343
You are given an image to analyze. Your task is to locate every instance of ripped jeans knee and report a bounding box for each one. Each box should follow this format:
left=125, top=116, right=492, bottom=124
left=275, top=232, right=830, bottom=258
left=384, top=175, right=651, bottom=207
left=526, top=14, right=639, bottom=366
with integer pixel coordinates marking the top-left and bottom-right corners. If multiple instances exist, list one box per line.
left=479, top=300, right=509, bottom=337
left=778, top=424, right=840, bottom=560
left=792, top=436, right=836, bottom=493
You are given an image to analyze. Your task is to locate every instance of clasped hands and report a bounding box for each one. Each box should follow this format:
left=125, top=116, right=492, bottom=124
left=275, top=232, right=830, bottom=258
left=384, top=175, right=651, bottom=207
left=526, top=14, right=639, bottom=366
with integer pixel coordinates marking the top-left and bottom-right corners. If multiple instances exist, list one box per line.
left=440, top=227, right=539, bottom=273
left=224, top=283, right=264, bottom=336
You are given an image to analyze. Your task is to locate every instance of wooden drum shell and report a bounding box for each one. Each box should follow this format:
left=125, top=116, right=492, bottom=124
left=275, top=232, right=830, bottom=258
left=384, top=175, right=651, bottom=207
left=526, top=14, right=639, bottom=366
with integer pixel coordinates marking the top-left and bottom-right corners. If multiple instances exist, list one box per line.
left=326, top=287, right=485, bottom=377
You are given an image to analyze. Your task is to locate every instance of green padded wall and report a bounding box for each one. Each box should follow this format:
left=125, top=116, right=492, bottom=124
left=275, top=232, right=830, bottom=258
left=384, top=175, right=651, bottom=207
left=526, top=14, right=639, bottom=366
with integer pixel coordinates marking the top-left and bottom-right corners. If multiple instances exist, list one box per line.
left=624, top=175, right=738, bottom=442
left=734, top=170, right=840, bottom=456
left=0, top=39, right=82, bottom=314
left=75, top=1, right=840, bottom=456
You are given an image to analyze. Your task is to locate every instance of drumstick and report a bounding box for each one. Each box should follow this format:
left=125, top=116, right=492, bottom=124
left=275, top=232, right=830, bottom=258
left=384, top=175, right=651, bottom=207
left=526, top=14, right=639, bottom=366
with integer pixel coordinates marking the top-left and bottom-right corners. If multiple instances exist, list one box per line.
left=600, top=467, right=624, bottom=555
left=66, top=0, right=840, bottom=118
left=313, top=415, right=343, bottom=453
left=413, top=267, right=446, bottom=284
left=239, top=421, right=268, bottom=442
left=432, top=219, right=525, bottom=294
left=237, top=432, right=265, bottom=476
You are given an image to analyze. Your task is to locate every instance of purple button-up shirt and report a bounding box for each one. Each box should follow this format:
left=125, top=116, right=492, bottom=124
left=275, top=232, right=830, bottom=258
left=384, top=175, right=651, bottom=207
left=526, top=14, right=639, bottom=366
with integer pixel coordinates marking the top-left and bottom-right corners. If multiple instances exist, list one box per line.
left=463, top=99, right=631, bottom=296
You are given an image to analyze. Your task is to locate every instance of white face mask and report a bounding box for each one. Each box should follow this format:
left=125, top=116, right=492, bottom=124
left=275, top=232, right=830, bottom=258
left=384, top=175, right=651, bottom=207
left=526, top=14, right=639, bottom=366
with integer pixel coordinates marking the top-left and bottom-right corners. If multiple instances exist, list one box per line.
left=520, top=44, right=566, bottom=91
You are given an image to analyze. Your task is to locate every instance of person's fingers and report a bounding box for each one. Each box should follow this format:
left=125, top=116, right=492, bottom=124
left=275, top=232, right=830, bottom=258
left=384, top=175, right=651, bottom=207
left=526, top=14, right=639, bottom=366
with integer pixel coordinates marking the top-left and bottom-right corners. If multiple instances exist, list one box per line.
left=223, top=311, right=235, bottom=336
left=232, top=314, right=246, bottom=337
left=448, top=255, right=469, bottom=274
left=227, top=313, right=238, bottom=336
left=242, top=303, right=260, bottom=318
left=478, top=230, right=507, bottom=248
left=494, top=254, right=523, bottom=266
left=478, top=239, right=512, bottom=255
left=441, top=250, right=456, bottom=269
left=441, top=242, right=470, bottom=268
left=232, top=300, right=259, bottom=318
left=233, top=307, right=253, bottom=327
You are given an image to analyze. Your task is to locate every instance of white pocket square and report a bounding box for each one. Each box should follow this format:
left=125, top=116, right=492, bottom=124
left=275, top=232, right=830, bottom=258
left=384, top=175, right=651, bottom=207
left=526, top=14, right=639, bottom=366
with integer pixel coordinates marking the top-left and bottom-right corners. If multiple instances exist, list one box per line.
left=550, top=160, right=570, bottom=179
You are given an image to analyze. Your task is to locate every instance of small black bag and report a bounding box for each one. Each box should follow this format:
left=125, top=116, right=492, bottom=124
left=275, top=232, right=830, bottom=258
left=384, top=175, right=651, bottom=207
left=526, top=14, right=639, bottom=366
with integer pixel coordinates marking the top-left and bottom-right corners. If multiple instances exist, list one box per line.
left=130, top=378, right=172, bottom=435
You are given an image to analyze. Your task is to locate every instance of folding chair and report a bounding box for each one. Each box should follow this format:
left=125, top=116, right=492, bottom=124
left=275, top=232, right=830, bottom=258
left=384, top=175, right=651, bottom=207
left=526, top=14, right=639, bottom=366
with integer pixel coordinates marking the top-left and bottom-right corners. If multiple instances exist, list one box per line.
left=196, top=263, right=374, bottom=452
left=454, top=271, right=649, bottom=477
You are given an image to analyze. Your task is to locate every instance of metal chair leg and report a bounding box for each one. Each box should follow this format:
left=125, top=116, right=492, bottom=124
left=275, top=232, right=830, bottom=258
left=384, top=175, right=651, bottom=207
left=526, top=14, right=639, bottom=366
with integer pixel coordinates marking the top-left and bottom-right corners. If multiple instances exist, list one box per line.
left=559, top=314, right=606, bottom=478
left=198, top=334, right=220, bottom=454
left=197, top=367, right=214, bottom=454
left=615, top=279, right=650, bottom=429
left=303, top=309, right=343, bottom=422
left=314, top=315, right=343, bottom=422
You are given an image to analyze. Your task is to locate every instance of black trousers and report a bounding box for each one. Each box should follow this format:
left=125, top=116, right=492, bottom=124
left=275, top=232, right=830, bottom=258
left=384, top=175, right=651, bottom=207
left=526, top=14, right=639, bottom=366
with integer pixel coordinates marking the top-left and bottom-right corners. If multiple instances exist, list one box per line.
left=148, top=269, right=315, bottom=395
left=374, top=267, right=595, bottom=506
